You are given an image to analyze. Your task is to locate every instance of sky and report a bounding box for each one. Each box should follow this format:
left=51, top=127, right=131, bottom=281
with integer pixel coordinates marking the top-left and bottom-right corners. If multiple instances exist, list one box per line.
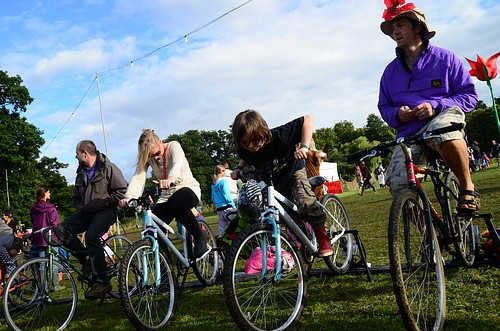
left=1, top=0, right=499, bottom=184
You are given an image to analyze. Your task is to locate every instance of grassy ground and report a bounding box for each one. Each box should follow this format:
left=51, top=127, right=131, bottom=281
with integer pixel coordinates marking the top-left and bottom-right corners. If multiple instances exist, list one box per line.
left=2, top=165, right=499, bottom=330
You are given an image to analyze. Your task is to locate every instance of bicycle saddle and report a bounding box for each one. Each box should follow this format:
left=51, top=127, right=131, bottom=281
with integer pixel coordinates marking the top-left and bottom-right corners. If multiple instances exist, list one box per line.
left=308, top=176, right=326, bottom=190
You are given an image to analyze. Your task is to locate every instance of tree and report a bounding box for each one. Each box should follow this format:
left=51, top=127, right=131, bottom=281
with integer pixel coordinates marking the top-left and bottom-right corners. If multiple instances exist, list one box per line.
left=465, top=101, right=500, bottom=152
left=313, top=127, right=338, bottom=159
left=0, top=70, right=69, bottom=228
left=0, top=76, right=44, bottom=225
left=35, top=156, right=74, bottom=219
left=0, top=71, right=33, bottom=113
left=333, top=120, right=360, bottom=145
left=364, top=113, right=396, bottom=143
left=167, top=129, right=238, bottom=205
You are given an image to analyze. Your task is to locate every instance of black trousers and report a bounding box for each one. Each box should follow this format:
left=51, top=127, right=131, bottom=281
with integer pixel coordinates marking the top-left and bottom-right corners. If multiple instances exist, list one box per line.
left=56, top=209, right=116, bottom=284
left=152, top=187, right=199, bottom=223
left=152, top=188, right=202, bottom=251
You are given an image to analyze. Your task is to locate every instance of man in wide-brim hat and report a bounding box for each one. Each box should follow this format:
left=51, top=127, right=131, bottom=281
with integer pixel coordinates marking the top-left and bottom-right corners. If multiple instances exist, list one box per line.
left=377, top=1, right=481, bottom=215
left=380, top=5, right=435, bottom=40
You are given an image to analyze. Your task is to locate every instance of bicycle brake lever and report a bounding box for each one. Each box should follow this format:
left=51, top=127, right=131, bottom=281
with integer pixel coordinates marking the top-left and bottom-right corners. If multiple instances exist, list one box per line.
left=360, top=150, right=378, bottom=161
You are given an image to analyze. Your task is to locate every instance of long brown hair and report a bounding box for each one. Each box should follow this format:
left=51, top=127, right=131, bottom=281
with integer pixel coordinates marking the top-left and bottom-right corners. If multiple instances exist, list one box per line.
left=232, top=109, right=272, bottom=150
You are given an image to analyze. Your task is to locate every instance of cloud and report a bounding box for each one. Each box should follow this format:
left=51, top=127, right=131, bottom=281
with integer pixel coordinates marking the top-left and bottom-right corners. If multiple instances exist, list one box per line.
left=31, top=36, right=138, bottom=84
left=1, top=0, right=499, bottom=184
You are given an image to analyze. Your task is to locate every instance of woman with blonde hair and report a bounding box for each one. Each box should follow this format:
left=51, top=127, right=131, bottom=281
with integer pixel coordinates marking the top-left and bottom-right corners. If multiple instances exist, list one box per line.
left=211, top=164, right=236, bottom=236
left=119, top=129, right=207, bottom=258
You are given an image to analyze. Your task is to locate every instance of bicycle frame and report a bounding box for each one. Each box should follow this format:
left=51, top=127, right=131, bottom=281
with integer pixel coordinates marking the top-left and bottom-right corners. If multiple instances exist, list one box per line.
left=259, top=175, right=346, bottom=280
left=137, top=208, right=192, bottom=285
left=27, top=227, right=125, bottom=287
left=398, top=139, right=443, bottom=264
left=399, top=138, right=472, bottom=249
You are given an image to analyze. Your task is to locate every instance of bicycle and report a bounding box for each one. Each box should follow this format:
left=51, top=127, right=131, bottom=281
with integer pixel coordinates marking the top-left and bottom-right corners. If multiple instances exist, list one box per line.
left=347, top=123, right=497, bottom=331
left=118, top=186, right=220, bottom=330
left=80, top=216, right=127, bottom=249
left=222, top=160, right=356, bottom=331
left=2, top=226, right=132, bottom=331
left=0, top=239, right=25, bottom=299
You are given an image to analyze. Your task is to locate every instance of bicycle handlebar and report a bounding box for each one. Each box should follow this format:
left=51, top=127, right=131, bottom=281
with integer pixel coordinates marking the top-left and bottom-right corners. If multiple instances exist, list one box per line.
left=22, top=226, right=64, bottom=251
left=42, top=226, right=64, bottom=247
left=127, top=186, right=159, bottom=210
left=347, top=123, right=465, bottom=162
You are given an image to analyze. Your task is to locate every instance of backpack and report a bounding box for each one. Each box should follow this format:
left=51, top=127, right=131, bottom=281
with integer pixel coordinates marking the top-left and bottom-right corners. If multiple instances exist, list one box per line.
left=374, top=167, right=380, bottom=176
left=244, top=245, right=295, bottom=274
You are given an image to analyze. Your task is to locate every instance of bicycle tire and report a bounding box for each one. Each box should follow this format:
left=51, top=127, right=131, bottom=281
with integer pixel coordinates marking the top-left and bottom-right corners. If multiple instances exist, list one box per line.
left=119, top=238, right=178, bottom=330
left=444, top=173, right=475, bottom=267
left=223, top=222, right=307, bottom=331
left=103, top=234, right=132, bottom=292
left=191, top=219, right=220, bottom=285
left=12, top=252, right=29, bottom=267
left=320, top=194, right=353, bottom=274
left=388, top=189, right=446, bottom=331
left=3, top=257, right=78, bottom=331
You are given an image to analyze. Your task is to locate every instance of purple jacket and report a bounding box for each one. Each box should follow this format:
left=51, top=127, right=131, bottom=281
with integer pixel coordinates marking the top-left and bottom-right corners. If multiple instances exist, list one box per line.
left=378, top=42, right=478, bottom=138
left=30, top=201, right=60, bottom=247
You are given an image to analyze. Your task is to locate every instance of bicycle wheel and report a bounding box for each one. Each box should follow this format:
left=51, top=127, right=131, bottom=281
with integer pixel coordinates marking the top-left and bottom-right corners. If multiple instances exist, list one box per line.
left=388, top=189, right=446, bottom=331
left=320, top=194, right=353, bottom=274
left=444, top=173, right=475, bottom=267
left=223, top=222, right=307, bottom=331
left=12, top=252, right=29, bottom=267
left=119, top=239, right=178, bottom=330
left=103, top=234, right=132, bottom=294
left=3, top=257, right=78, bottom=331
left=191, top=219, right=220, bottom=285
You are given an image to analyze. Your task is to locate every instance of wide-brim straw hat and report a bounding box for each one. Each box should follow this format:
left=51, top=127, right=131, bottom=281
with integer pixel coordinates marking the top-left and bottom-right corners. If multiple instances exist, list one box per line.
left=381, top=6, right=436, bottom=40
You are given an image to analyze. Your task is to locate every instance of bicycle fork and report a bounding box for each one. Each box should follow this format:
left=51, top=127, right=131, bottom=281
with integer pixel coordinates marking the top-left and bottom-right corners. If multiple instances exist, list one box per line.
left=140, top=231, right=161, bottom=286
left=403, top=143, right=439, bottom=265
left=415, top=188, right=440, bottom=266
left=263, top=184, right=284, bottom=281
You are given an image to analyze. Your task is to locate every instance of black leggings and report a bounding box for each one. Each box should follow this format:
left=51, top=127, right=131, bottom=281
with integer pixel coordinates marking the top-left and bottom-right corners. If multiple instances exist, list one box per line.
left=152, top=187, right=199, bottom=224
left=152, top=188, right=202, bottom=251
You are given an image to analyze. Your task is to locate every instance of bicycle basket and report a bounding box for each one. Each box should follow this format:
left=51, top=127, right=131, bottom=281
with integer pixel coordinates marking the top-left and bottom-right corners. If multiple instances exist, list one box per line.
left=238, top=179, right=266, bottom=224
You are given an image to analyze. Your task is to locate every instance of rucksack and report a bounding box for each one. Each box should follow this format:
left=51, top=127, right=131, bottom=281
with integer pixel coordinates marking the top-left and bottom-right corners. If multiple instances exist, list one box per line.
left=374, top=167, right=380, bottom=176
left=244, top=245, right=295, bottom=274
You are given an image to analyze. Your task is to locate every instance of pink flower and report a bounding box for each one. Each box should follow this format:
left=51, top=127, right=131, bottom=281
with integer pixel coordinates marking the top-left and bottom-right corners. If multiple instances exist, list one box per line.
left=466, top=52, right=500, bottom=81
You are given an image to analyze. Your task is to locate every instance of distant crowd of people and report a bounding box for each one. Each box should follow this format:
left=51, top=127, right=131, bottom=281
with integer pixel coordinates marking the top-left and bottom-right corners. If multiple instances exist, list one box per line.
left=467, top=139, right=500, bottom=171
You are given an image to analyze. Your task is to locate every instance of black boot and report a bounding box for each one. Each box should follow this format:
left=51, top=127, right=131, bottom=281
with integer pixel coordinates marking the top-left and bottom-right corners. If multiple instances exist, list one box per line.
left=178, top=213, right=208, bottom=259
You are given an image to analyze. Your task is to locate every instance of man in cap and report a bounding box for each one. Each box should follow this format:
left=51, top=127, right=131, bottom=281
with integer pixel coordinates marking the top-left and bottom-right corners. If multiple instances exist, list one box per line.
left=377, top=1, right=480, bottom=213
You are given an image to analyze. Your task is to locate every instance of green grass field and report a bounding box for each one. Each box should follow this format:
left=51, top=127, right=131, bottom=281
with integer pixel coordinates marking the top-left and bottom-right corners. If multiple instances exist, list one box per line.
left=2, top=165, right=499, bottom=330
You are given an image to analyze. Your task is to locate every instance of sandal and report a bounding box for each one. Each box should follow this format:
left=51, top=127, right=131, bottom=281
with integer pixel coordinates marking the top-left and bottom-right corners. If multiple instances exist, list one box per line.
left=457, top=189, right=480, bottom=214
